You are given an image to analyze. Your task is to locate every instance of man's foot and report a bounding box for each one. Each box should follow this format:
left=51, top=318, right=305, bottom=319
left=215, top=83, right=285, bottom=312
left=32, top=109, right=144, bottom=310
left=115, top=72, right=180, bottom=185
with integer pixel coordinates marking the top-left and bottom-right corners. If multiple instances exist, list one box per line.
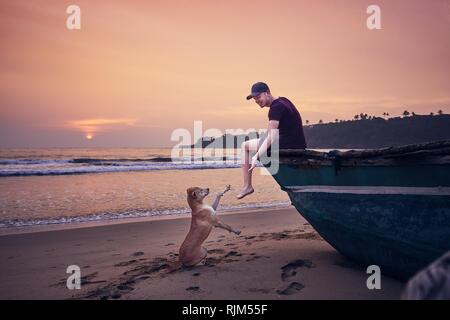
left=236, top=187, right=254, bottom=199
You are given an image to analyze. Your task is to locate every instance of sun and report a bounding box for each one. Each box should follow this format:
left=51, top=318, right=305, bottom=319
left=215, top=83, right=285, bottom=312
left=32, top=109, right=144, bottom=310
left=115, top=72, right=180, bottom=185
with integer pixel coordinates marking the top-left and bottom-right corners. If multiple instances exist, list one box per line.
left=85, top=133, right=93, bottom=140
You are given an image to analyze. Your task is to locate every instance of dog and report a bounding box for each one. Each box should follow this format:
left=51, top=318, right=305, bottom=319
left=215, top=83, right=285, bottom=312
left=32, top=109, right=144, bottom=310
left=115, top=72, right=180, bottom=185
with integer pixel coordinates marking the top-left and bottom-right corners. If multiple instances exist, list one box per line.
left=179, top=185, right=241, bottom=267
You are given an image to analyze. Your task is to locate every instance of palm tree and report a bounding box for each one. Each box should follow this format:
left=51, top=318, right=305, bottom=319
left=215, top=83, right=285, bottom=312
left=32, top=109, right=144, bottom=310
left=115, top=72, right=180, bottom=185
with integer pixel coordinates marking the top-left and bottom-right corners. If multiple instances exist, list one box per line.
left=354, top=115, right=359, bottom=121
left=305, top=120, right=309, bottom=125
left=438, top=109, right=443, bottom=115
left=430, top=112, right=434, bottom=116
left=335, top=119, right=339, bottom=123
left=403, top=110, right=410, bottom=117
left=319, top=119, right=323, bottom=124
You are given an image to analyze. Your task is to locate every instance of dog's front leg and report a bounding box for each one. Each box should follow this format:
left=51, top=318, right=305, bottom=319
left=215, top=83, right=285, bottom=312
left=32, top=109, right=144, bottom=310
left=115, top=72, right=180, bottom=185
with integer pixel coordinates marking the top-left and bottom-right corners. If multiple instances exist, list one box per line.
left=214, top=220, right=241, bottom=235
left=211, top=185, right=231, bottom=211
left=211, top=194, right=222, bottom=212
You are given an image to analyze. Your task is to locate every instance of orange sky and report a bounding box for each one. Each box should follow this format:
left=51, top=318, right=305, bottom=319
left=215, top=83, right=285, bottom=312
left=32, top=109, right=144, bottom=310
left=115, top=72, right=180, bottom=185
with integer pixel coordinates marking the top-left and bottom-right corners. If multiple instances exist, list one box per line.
left=1, top=0, right=449, bottom=147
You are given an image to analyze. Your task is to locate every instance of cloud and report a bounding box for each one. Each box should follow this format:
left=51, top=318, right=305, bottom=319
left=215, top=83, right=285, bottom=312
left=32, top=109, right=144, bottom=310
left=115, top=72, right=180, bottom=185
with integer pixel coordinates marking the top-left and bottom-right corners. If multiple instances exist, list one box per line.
left=35, top=118, right=162, bottom=134
left=66, top=118, right=138, bottom=133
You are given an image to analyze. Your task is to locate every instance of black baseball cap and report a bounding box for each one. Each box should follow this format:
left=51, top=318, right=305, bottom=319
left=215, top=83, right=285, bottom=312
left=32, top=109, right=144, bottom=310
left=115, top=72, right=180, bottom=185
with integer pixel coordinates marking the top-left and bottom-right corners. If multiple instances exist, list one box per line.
left=246, top=82, right=270, bottom=100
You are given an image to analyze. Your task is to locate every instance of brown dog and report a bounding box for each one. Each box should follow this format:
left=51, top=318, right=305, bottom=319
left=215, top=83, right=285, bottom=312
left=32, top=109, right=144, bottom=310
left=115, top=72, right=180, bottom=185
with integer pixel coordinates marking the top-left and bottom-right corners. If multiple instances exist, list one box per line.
left=179, top=185, right=241, bottom=267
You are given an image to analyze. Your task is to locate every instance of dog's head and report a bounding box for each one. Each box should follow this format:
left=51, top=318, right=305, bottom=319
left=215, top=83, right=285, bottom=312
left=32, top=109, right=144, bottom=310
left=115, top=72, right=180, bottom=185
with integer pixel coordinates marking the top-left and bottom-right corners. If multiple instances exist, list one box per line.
left=186, top=187, right=209, bottom=203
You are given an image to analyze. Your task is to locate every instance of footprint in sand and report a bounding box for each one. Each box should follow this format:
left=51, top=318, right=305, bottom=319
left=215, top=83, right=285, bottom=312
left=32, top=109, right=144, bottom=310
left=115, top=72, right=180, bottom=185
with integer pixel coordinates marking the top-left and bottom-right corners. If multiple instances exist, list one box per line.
left=52, top=271, right=106, bottom=287
left=132, top=251, right=144, bottom=257
left=224, top=251, right=242, bottom=258
left=83, top=258, right=178, bottom=299
left=280, top=259, right=314, bottom=281
left=246, top=255, right=262, bottom=262
left=248, top=288, right=273, bottom=294
left=277, top=282, right=305, bottom=295
left=82, top=272, right=107, bottom=285
left=109, top=293, right=121, bottom=299
left=114, top=260, right=138, bottom=267
left=207, top=248, right=225, bottom=254
left=117, top=283, right=134, bottom=292
left=271, top=232, right=289, bottom=240
left=203, top=257, right=222, bottom=267
left=186, top=286, right=200, bottom=292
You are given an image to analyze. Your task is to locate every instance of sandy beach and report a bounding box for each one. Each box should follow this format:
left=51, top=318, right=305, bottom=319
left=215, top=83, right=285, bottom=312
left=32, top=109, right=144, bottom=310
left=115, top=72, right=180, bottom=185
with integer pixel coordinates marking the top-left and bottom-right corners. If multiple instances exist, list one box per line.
left=0, top=206, right=405, bottom=300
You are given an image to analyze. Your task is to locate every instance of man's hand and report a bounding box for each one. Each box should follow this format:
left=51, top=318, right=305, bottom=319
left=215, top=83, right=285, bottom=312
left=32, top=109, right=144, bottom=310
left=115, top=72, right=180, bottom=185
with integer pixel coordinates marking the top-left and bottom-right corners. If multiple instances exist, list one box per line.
left=248, top=154, right=259, bottom=172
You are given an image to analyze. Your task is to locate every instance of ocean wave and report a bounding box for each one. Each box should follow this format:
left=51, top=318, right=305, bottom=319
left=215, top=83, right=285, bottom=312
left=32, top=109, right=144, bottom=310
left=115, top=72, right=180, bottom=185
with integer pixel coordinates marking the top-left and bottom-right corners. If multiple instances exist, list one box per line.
left=0, top=157, right=248, bottom=177
left=0, top=159, right=72, bottom=165
left=0, top=201, right=291, bottom=229
left=70, top=157, right=173, bottom=163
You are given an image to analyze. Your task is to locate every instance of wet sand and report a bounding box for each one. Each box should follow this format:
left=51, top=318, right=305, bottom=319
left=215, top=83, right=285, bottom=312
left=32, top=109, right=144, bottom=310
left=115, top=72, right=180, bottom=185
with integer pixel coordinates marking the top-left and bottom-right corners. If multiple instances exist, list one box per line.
left=0, top=207, right=405, bottom=299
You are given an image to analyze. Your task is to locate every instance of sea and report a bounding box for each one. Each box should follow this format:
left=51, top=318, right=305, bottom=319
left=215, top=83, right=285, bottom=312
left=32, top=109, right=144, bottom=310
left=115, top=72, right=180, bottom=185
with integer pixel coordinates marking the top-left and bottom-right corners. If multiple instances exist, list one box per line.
left=0, top=148, right=291, bottom=230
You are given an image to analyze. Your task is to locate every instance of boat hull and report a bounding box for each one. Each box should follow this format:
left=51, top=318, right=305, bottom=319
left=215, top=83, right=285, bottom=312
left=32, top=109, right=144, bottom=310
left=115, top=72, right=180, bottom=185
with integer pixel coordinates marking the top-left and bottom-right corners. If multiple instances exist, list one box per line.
left=286, top=187, right=450, bottom=280
left=265, top=142, right=450, bottom=280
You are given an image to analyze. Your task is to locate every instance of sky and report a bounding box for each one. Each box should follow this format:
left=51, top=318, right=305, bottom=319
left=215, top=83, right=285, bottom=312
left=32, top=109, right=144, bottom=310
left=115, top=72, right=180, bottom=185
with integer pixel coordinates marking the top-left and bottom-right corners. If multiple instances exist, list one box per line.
left=0, top=0, right=449, bottom=148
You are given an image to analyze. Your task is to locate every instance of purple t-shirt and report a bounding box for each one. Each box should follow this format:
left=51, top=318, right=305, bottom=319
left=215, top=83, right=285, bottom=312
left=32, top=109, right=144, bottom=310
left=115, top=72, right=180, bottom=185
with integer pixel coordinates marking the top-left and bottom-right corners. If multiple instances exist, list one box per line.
left=268, top=97, right=307, bottom=149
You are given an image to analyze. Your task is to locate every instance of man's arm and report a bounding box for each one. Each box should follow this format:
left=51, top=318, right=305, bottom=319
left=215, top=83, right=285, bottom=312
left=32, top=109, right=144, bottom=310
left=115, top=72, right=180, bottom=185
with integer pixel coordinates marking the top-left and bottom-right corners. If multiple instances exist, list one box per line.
left=249, top=120, right=279, bottom=171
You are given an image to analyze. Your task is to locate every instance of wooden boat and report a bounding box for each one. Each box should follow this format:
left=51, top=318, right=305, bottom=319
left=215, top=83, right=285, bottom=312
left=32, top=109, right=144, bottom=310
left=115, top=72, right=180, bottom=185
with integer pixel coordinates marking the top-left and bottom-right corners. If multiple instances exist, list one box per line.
left=263, top=140, right=450, bottom=280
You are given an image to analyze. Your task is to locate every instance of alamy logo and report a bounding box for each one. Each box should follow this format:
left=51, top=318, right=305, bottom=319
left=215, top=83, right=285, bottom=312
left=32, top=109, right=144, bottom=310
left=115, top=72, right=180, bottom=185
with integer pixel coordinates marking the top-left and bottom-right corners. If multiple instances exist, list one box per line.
left=66, top=265, right=81, bottom=290
left=366, top=265, right=381, bottom=289
left=170, top=121, right=280, bottom=175
left=367, top=5, right=382, bottom=30
left=66, top=5, right=81, bottom=30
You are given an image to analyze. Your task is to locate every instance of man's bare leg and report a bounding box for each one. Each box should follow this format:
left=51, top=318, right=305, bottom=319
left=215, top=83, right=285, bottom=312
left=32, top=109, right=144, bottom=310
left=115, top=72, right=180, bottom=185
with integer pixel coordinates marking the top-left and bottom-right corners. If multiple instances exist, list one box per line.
left=237, top=139, right=258, bottom=199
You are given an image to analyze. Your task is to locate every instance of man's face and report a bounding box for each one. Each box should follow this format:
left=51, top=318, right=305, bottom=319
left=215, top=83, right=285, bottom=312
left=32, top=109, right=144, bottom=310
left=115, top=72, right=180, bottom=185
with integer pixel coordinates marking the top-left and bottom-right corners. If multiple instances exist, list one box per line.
left=253, top=92, right=270, bottom=107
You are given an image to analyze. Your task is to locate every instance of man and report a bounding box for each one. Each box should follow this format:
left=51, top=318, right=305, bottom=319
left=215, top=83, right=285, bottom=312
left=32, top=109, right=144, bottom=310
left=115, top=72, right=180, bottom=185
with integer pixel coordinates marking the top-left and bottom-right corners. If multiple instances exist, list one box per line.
left=237, top=82, right=307, bottom=199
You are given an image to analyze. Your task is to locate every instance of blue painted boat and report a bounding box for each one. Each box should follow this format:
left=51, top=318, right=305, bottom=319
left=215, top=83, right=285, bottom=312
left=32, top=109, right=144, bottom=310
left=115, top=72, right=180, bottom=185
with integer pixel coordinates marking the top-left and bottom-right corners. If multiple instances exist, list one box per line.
left=263, top=140, right=450, bottom=280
